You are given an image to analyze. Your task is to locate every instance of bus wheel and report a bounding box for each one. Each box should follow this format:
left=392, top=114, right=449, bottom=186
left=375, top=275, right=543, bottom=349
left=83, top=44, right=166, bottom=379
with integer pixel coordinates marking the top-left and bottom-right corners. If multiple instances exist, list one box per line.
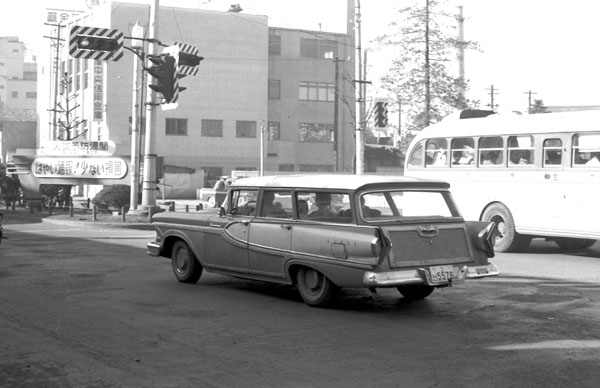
left=554, top=238, right=597, bottom=250
left=481, top=203, right=531, bottom=252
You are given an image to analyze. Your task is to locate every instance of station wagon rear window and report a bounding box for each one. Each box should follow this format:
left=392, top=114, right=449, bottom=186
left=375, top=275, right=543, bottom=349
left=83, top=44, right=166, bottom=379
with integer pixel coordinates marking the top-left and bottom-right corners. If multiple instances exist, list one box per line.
left=360, top=191, right=458, bottom=220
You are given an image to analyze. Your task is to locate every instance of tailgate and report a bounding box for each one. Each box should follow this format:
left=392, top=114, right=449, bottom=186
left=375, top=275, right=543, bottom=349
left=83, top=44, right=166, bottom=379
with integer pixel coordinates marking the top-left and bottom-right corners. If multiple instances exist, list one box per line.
left=383, top=223, right=474, bottom=268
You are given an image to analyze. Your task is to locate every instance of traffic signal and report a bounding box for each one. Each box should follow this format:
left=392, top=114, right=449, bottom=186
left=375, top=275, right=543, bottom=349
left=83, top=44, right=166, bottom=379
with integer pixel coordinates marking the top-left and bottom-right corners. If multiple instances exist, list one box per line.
left=374, top=101, right=388, bottom=128
left=145, top=54, right=178, bottom=103
left=145, top=45, right=188, bottom=110
left=69, top=25, right=124, bottom=61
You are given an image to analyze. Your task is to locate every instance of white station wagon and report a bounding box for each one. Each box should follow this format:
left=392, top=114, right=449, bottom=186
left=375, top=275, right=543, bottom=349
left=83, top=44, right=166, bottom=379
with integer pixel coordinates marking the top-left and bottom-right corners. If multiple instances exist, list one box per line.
left=147, top=175, right=499, bottom=307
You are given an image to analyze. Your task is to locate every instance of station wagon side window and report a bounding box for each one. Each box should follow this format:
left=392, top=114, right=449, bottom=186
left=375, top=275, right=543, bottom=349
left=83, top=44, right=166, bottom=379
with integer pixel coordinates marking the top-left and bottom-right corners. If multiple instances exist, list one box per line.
left=296, top=191, right=351, bottom=223
left=360, top=191, right=457, bottom=221
left=259, top=191, right=293, bottom=219
left=229, top=189, right=259, bottom=216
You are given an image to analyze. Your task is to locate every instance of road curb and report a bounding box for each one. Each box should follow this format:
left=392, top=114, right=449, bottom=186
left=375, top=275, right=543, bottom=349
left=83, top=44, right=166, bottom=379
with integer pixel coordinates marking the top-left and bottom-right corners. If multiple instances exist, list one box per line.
left=40, top=217, right=155, bottom=230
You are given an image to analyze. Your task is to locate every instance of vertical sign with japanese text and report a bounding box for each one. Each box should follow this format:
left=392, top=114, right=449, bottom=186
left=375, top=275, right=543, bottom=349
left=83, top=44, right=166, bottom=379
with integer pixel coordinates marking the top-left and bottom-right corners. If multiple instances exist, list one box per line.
left=93, top=60, right=104, bottom=121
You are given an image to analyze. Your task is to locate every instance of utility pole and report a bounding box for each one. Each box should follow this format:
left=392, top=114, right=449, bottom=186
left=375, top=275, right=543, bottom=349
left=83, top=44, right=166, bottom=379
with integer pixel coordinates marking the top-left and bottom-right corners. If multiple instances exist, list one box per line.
left=424, top=0, right=431, bottom=126
left=355, top=0, right=365, bottom=175
left=457, top=6, right=465, bottom=107
left=486, top=84, right=499, bottom=110
left=44, top=23, right=65, bottom=140
left=333, top=57, right=343, bottom=172
left=141, top=0, right=159, bottom=210
left=129, top=22, right=144, bottom=213
left=523, top=90, right=537, bottom=114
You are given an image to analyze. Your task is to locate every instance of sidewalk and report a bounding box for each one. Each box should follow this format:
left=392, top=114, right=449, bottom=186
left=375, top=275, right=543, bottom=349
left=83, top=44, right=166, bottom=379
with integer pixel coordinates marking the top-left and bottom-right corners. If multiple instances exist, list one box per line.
left=1, top=198, right=205, bottom=230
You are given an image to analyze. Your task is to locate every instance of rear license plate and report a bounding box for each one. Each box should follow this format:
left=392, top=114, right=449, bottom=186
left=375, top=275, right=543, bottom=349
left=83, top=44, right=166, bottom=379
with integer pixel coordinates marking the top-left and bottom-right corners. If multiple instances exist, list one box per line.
left=429, top=265, right=454, bottom=283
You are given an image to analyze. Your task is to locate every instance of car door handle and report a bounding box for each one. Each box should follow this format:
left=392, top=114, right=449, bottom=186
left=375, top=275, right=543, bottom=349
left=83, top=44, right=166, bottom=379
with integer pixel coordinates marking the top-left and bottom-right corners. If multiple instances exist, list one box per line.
left=280, top=224, right=293, bottom=230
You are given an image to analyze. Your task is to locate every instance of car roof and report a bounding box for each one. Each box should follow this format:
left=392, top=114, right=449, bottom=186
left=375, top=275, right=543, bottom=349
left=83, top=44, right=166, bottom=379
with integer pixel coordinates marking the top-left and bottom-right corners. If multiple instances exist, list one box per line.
left=230, top=174, right=449, bottom=191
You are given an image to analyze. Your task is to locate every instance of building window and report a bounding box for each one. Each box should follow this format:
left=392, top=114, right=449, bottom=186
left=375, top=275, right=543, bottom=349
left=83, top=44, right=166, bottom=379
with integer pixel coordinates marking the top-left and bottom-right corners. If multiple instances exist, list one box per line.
left=201, top=119, right=223, bottom=137
left=268, top=79, right=280, bottom=100
left=165, top=118, right=188, bottom=136
left=269, top=34, right=281, bottom=55
left=26, top=92, right=37, bottom=99
left=268, top=121, right=281, bottom=140
left=299, top=123, right=334, bottom=143
left=299, top=82, right=335, bottom=102
left=298, top=164, right=334, bottom=172
left=67, top=59, right=73, bottom=93
left=23, top=71, right=37, bottom=81
left=300, top=38, right=338, bottom=59
left=11, top=91, right=18, bottom=98
left=83, top=60, right=89, bottom=89
left=75, top=59, right=81, bottom=91
left=236, top=120, right=257, bottom=138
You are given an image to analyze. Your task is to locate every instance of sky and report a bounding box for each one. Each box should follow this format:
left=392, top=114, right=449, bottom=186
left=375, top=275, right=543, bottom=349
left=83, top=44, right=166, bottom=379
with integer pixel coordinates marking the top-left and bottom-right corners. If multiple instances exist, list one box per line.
left=2, top=0, right=600, bottom=113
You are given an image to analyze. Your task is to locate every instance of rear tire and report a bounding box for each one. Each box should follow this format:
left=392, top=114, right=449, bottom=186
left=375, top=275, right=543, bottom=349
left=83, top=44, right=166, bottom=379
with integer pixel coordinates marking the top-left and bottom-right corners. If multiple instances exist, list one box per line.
left=397, top=285, right=434, bottom=300
left=481, top=203, right=531, bottom=252
left=296, top=267, right=338, bottom=307
left=554, top=238, right=597, bottom=250
left=171, top=240, right=202, bottom=283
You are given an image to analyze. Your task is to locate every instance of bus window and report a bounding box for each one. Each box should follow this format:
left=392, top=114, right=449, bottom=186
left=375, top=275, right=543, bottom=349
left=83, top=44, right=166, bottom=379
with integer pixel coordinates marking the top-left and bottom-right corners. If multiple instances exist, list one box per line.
left=425, top=138, right=448, bottom=167
left=479, top=136, right=503, bottom=166
left=508, top=135, right=534, bottom=165
left=543, top=139, right=562, bottom=167
left=451, top=138, right=475, bottom=166
left=573, top=134, right=600, bottom=167
left=407, top=142, right=424, bottom=167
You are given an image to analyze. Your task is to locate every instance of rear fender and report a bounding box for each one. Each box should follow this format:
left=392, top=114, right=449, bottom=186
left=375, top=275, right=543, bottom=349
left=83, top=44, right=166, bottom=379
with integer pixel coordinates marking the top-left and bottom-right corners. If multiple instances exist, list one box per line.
left=466, top=221, right=496, bottom=259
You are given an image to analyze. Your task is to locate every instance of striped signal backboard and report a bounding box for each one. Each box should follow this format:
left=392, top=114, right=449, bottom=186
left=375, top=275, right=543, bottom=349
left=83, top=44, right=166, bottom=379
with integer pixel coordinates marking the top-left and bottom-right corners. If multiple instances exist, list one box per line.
left=175, top=42, right=201, bottom=76
left=69, top=25, right=124, bottom=62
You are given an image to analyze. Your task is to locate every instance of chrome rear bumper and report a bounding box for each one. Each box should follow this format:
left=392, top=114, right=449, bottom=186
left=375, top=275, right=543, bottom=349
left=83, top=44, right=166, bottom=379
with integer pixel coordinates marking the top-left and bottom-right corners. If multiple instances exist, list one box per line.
left=362, top=263, right=499, bottom=287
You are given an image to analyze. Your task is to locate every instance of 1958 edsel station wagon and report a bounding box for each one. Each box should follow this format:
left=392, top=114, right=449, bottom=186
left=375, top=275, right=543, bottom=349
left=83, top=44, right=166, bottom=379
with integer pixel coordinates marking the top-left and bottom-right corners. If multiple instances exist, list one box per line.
left=147, top=175, right=499, bottom=307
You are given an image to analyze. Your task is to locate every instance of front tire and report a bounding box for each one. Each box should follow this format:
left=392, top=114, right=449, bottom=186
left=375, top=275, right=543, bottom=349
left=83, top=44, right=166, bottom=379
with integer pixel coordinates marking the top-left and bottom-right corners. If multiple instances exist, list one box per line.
left=397, top=285, right=434, bottom=300
left=481, top=203, right=531, bottom=252
left=296, top=267, right=338, bottom=307
left=171, top=240, right=202, bottom=283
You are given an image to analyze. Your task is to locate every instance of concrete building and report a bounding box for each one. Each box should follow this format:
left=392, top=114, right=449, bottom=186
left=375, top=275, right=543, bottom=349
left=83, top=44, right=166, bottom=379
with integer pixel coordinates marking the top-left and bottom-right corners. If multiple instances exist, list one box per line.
left=0, top=36, right=37, bottom=162
left=37, top=1, right=355, bottom=198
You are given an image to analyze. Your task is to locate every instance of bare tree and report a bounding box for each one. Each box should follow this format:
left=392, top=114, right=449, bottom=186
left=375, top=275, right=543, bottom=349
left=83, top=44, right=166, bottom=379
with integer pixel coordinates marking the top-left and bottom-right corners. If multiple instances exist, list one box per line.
left=377, top=0, right=480, bottom=131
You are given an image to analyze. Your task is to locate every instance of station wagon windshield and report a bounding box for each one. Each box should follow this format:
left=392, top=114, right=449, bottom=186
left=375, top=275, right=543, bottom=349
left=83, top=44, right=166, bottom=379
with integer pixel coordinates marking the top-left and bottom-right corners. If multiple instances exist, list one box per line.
left=360, top=190, right=458, bottom=220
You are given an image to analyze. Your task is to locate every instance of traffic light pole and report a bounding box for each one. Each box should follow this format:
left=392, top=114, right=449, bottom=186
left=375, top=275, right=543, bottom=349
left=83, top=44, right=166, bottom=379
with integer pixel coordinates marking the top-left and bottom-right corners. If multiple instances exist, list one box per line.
left=141, top=0, right=160, bottom=211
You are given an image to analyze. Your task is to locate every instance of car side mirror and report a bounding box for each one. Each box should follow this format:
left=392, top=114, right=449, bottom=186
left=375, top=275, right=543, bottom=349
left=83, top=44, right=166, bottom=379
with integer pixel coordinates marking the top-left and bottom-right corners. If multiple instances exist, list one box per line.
left=219, top=207, right=226, bottom=217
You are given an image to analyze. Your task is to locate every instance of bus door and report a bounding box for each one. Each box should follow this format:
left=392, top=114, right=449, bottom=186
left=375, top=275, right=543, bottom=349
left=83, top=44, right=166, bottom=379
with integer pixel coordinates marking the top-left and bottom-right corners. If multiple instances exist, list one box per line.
left=562, top=134, right=600, bottom=236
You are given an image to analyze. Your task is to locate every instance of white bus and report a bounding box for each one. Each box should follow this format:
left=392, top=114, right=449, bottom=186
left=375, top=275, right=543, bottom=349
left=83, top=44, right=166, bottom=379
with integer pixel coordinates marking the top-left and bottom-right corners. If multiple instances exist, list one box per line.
left=404, top=109, right=600, bottom=252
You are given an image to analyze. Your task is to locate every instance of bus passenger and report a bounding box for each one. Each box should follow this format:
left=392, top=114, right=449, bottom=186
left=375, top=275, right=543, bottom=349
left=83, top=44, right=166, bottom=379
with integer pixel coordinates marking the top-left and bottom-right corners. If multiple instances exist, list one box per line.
left=586, top=152, right=600, bottom=166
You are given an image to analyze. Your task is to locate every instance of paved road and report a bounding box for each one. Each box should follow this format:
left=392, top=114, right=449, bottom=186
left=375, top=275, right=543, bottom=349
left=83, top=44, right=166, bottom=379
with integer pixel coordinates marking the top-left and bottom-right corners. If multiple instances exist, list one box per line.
left=1, top=215, right=600, bottom=388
